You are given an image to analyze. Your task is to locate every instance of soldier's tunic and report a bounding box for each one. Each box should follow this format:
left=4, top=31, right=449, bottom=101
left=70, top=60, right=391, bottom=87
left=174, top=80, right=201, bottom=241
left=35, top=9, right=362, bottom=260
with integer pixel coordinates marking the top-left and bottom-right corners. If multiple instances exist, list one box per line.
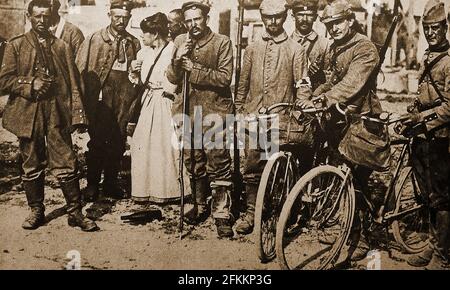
left=0, top=31, right=85, bottom=181
left=235, top=30, right=310, bottom=185
left=410, top=42, right=450, bottom=211
left=167, top=27, right=234, bottom=220
left=50, top=18, right=85, bottom=56
left=314, top=31, right=382, bottom=149
left=76, top=27, right=140, bottom=188
left=291, top=29, right=329, bottom=89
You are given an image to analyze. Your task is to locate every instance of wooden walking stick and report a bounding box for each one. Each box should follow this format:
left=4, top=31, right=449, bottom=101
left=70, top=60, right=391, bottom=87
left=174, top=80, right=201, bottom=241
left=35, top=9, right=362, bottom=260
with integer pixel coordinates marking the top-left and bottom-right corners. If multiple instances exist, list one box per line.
left=232, top=0, right=245, bottom=207
left=179, top=31, right=195, bottom=240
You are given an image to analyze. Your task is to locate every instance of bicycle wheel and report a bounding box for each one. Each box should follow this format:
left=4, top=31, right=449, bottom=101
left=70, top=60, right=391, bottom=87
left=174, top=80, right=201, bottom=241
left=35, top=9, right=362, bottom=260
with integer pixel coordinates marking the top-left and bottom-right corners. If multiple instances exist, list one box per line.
left=254, top=152, right=299, bottom=263
left=391, top=166, right=428, bottom=254
left=276, top=165, right=355, bottom=270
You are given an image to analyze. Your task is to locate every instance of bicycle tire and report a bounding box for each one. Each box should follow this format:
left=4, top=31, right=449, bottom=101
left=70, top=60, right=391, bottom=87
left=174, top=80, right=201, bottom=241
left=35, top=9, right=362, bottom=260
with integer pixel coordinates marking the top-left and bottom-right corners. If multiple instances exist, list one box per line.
left=275, top=165, right=355, bottom=270
left=254, top=152, right=299, bottom=263
left=391, top=166, right=428, bottom=254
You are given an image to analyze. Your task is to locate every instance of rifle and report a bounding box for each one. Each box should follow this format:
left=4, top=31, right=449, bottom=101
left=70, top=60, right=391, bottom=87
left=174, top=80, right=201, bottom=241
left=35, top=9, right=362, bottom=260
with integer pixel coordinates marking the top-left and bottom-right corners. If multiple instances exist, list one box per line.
left=363, top=0, right=401, bottom=102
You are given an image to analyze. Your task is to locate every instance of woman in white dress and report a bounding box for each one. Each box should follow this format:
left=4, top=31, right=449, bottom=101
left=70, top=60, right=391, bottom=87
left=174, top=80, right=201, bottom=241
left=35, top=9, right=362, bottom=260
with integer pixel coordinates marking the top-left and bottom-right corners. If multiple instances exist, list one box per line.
left=128, top=13, right=188, bottom=203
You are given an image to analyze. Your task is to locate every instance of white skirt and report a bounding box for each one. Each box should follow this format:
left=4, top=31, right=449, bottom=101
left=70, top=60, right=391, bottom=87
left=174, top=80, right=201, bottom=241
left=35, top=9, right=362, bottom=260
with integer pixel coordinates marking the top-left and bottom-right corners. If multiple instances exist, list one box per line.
left=131, top=89, right=190, bottom=203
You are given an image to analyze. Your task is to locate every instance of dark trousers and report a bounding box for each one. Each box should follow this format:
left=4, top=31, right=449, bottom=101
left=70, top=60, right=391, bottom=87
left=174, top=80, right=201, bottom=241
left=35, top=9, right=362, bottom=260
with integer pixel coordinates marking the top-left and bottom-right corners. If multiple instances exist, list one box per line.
left=411, top=137, right=450, bottom=211
left=86, top=71, right=136, bottom=187
left=19, top=98, right=78, bottom=182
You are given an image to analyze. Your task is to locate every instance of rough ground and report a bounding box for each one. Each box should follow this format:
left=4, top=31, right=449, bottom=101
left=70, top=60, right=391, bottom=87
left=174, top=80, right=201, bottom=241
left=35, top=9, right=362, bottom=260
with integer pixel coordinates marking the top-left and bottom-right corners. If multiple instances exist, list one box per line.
left=0, top=94, right=426, bottom=270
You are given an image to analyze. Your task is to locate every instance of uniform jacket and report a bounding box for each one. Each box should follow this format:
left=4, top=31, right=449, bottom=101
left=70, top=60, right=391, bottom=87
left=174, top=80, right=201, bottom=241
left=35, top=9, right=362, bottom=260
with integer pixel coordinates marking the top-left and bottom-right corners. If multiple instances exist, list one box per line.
left=235, top=30, right=310, bottom=115
left=56, top=19, right=85, bottom=56
left=414, top=44, right=450, bottom=138
left=314, top=32, right=382, bottom=115
left=0, top=31, right=85, bottom=139
left=75, top=27, right=141, bottom=123
left=167, top=28, right=234, bottom=117
left=291, top=29, right=329, bottom=90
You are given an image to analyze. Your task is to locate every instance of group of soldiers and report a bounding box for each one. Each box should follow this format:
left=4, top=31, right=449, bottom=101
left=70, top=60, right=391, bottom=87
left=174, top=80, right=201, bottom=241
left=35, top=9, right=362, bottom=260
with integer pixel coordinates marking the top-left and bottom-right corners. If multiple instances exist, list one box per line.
left=0, top=0, right=448, bottom=270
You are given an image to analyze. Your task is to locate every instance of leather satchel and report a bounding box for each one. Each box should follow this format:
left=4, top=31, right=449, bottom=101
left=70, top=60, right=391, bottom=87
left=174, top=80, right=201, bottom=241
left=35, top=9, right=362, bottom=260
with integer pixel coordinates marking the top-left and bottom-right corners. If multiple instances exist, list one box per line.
left=338, top=118, right=391, bottom=172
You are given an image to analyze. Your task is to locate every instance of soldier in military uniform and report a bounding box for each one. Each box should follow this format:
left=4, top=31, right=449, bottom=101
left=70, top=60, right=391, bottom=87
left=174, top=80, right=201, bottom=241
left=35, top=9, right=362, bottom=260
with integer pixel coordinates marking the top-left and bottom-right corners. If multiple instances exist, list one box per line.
left=310, top=0, right=382, bottom=262
left=399, top=0, right=450, bottom=270
left=289, top=0, right=329, bottom=90
left=76, top=0, right=141, bottom=201
left=167, top=0, right=235, bottom=238
left=49, top=0, right=85, bottom=56
left=234, top=0, right=311, bottom=235
left=0, top=0, right=98, bottom=232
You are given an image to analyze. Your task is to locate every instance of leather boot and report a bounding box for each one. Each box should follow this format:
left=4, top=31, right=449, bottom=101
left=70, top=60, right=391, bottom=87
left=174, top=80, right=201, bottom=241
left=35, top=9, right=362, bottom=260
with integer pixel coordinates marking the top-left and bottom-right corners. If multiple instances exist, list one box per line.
left=211, top=181, right=234, bottom=238
left=184, top=177, right=211, bottom=225
left=235, top=184, right=257, bottom=235
left=425, top=210, right=450, bottom=270
left=22, top=175, right=46, bottom=230
left=61, top=177, right=99, bottom=232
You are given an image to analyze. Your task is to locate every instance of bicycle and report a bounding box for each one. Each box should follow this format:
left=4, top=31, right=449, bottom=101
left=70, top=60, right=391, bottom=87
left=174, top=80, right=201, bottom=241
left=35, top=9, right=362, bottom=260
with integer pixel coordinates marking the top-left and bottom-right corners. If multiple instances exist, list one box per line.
left=248, top=103, right=329, bottom=263
left=275, top=112, right=428, bottom=270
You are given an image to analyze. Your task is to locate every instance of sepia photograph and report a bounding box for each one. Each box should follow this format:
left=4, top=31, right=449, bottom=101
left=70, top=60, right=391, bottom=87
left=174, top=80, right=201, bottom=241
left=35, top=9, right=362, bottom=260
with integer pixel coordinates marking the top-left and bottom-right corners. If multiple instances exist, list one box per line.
left=0, top=0, right=449, bottom=274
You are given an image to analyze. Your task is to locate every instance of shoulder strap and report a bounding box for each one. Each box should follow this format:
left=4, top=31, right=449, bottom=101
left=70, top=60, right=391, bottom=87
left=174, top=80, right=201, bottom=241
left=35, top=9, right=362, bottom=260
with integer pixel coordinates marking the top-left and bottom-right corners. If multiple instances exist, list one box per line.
left=422, top=53, right=448, bottom=102
left=419, top=52, right=447, bottom=83
left=142, top=41, right=169, bottom=86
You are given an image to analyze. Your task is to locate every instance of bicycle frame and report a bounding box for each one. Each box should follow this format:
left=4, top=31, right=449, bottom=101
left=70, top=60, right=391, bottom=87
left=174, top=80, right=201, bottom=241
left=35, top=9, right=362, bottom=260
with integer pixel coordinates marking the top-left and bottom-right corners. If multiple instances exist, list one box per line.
left=331, top=137, right=424, bottom=228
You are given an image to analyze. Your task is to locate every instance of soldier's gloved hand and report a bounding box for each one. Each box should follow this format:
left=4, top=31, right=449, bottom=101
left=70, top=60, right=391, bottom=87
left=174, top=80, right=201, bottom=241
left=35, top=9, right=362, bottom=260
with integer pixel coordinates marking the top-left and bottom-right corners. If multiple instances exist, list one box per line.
left=126, top=123, right=137, bottom=137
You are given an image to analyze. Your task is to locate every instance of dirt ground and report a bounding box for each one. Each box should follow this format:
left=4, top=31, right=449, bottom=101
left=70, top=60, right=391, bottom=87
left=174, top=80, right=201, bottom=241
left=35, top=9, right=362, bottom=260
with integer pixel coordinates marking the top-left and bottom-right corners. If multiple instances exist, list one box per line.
left=0, top=94, right=426, bottom=270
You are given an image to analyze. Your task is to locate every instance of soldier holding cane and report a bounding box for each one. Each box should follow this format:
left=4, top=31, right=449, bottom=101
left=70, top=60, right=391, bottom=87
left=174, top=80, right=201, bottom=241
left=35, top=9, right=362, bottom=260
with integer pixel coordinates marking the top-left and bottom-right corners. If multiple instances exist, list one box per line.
left=167, top=0, right=235, bottom=238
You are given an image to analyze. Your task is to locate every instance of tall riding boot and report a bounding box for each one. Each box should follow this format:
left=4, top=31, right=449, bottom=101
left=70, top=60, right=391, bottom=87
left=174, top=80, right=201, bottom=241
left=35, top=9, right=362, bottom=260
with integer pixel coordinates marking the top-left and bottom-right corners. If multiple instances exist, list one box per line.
left=235, top=184, right=258, bottom=235
left=426, top=210, right=450, bottom=270
left=61, top=177, right=99, bottom=232
left=22, top=175, right=46, bottom=230
left=184, top=177, right=210, bottom=225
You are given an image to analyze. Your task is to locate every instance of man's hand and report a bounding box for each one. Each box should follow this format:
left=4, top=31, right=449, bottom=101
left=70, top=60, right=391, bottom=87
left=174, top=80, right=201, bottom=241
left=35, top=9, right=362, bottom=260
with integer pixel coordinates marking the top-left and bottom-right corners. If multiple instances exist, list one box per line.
left=181, top=56, right=194, bottom=72
left=399, top=112, right=421, bottom=126
left=126, top=123, right=137, bottom=137
left=130, top=59, right=143, bottom=73
left=295, top=98, right=314, bottom=110
left=32, top=76, right=52, bottom=99
left=176, top=38, right=194, bottom=59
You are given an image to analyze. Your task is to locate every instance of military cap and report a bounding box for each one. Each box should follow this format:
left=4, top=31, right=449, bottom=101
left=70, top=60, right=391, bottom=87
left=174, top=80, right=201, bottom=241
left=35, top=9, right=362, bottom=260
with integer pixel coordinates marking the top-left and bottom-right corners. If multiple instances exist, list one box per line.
left=320, top=0, right=353, bottom=24
left=422, top=0, right=447, bottom=24
left=289, top=0, right=319, bottom=13
left=260, top=0, right=288, bottom=16
left=110, top=0, right=134, bottom=11
left=181, top=0, right=211, bottom=14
